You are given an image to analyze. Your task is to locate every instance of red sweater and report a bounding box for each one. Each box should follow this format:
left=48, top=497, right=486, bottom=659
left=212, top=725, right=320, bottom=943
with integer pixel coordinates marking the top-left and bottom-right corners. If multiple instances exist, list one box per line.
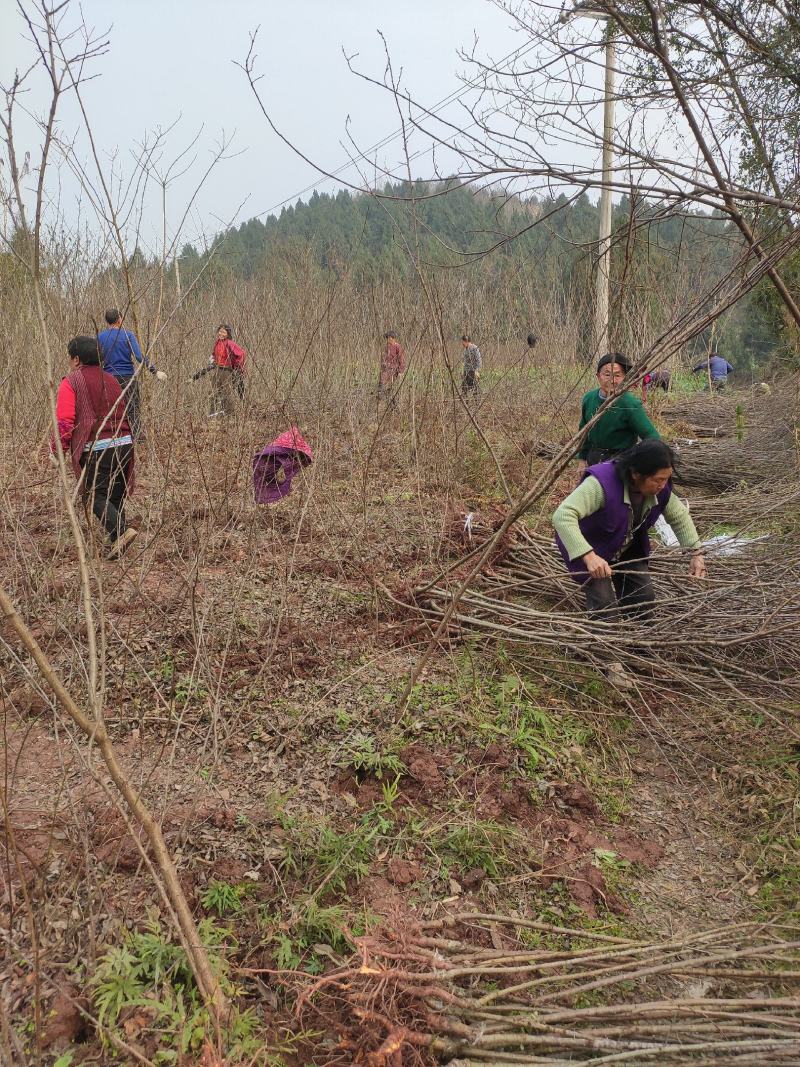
left=382, top=340, right=405, bottom=375
left=213, top=338, right=247, bottom=370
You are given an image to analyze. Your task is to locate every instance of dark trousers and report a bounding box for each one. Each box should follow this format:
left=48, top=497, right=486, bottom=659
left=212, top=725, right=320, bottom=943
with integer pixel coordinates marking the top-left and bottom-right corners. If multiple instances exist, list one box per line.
left=114, top=375, right=141, bottom=439
left=584, top=555, right=655, bottom=620
left=462, top=368, right=479, bottom=396
left=210, top=367, right=240, bottom=414
left=81, top=445, right=132, bottom=542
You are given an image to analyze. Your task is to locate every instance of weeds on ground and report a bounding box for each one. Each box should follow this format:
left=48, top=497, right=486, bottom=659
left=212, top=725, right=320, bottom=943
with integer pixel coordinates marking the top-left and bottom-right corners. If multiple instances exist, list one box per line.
left=201, top=880, right=248, bottom=916
left=260, top=900, right=368, bottom=974
left=90, top=916, right=265, bottom=1061
left=339, top=731, right=407, bottom=779
left=437, top=819, right=515, bottom=879
left=277, top=808, right=377, bottom=895
left=722, top=741, right=800, bottom=919
left=458, top=429, right=495, bottom=492
left=465, top=665, right=594, bottom=777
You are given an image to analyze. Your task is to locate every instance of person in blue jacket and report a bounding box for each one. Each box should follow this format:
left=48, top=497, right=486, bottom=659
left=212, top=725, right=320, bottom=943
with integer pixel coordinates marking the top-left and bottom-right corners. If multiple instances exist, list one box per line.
left=97, top=308, right=167, bottom=438
left=693, top=350, right=734, bottom=390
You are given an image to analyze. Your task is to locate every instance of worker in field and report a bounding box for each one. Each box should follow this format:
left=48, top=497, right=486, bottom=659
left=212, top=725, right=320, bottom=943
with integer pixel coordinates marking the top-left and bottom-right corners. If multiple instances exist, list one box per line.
left=577, top=352, right=659, bottom=469
left=693, top=349, right=734, bottom=391
left=461, top=334, right=482, bottom=397
left=553, top=440, right=706, bottom=684
left=51, top=336, right=137, bottom=558
left=192, top=324, right=247, bottom=416
left=641, top=368, right=671, bottom=400
left=98, top=308, right=167, bottom=439
left=379, top=330, right=406, bottom=402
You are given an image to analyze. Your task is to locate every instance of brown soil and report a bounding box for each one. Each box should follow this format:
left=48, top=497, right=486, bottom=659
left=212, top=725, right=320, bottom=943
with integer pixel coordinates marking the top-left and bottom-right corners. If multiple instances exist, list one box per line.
left=627, top=715, right=749, bottom=938
left=0, top=412, right=779, bottom=1063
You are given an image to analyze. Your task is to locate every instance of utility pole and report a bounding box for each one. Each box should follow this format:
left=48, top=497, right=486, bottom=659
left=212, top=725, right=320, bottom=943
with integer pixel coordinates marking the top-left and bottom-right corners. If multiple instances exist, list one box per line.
left=596, top=24, right=615, bottom=356
left=560, top=3, right=616, bottom=355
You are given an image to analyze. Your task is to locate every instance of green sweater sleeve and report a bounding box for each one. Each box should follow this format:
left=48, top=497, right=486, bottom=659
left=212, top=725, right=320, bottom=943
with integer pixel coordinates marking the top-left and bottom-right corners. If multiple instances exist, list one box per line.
left=553, top=478, right=702, bottom=561
left=552, top=476, right=606, bottom=561
left=662, top=493, right=701, bottom=549
left=577, top=396, right=591, bottom=460
left=626, top=397, right=659, bottom=442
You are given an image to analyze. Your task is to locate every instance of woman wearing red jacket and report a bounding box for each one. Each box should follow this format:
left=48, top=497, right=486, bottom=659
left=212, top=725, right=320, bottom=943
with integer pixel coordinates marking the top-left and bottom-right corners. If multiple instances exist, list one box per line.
left=208, top=323, right=247, bottom=416
left=52, top=335, right=137, bottom=558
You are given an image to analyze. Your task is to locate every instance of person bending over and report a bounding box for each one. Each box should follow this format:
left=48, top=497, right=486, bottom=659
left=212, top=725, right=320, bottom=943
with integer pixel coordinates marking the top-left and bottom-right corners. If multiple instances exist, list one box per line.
left=554, top=439, right=706, bottom=622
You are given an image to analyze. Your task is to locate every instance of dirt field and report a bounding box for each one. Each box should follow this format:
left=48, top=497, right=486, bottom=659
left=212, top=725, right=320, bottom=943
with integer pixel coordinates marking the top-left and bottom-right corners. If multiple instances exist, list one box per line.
left=2, top=370, right=798, bottom=1065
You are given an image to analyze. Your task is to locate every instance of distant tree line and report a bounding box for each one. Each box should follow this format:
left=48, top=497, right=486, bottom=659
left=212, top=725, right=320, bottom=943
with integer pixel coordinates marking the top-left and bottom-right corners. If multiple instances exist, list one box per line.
left=168, top=182, right=781, bottom=367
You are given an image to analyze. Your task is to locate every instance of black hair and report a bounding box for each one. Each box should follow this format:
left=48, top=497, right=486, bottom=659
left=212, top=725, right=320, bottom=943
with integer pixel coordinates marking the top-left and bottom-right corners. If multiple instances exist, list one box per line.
left=217, top=323, right=233, bottom=339
left=597, top=351, right=632, bottom=374
left=615, top=439, right=677, bottom=479
left=461, top=334, right=471, bottom=342
left=385, top=330, right=397, bottom=339
left=527, top=333, right=538, bottom=348
left=104, top=308, right=121, bottom=325
left=67, top=335, right=101, bottom=366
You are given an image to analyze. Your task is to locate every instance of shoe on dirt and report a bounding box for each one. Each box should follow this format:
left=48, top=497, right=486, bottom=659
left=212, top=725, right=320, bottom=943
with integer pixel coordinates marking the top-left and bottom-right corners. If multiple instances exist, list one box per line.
left=107, top=527, right=138, bottom=560
left=604, top=660, right=634, bottom=691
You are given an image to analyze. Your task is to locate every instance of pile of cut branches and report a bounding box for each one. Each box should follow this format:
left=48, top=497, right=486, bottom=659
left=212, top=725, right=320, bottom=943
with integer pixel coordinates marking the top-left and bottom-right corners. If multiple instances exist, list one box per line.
left=413, top=529, right=800, bottom=714
left=278, top=913, right=800, bottom=1065
left=661, top=392, right=747, bottom=436
left=673, top=435, right=796, bottom=492
left=678, top=479, right=800, bottom=530
left=666, top=384, right=798, bottom=492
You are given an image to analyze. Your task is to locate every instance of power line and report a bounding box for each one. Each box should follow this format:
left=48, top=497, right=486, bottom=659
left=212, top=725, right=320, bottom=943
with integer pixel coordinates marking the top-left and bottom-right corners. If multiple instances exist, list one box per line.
left=251, top=39, right=537, bottom=221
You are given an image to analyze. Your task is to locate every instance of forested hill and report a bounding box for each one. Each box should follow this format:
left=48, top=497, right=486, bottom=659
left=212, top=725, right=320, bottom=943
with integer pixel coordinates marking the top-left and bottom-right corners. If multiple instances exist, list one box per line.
left=180, top=183, right=730, bottom=282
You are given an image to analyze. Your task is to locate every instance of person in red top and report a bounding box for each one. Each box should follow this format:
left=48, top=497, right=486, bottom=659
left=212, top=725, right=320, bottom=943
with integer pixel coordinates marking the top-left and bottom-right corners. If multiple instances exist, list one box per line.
left=379, top=330, right=405, bottom=402
left=52, top=335, right=137, bottom=558
left=206, top=323, right=247, bottom=416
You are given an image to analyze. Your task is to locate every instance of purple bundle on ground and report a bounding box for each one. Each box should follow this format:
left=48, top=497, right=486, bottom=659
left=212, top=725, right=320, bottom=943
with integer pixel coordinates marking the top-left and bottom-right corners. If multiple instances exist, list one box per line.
left=252, top=427, right=313, bottom=503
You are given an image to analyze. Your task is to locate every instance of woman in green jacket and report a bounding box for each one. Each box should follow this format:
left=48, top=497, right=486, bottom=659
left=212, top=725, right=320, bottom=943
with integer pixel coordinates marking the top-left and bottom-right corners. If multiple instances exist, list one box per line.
left=578, top=353, right=659, bottom=469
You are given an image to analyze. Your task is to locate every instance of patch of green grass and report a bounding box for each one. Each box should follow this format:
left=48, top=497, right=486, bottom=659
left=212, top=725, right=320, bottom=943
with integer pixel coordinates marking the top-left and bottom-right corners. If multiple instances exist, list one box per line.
left=90, top=916, right=265, bottom=1061
left=468, top=670, right=593, bottom=777
left=340, top=732, right=407, bottom=779
left=437, top=819, right=516, bottom=878
left=261, top=901, right=375, bottom=975
left=334, top=706, right=353, bottom=730
left=201, top=880, right=247, bottom=917
left=754, top=832, right=800, bottom=918
left=362, top=776, right=402, bottom=833
left=276, top=808, right=378, bottom=898
left=669, top=370, right=706, bottom=396
left=597, top=788, right=631, bottom=824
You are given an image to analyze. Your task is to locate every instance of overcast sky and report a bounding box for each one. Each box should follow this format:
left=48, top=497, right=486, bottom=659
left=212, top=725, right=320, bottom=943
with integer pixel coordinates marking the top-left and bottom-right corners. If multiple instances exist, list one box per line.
left=1, top=0, right=525, bottom=254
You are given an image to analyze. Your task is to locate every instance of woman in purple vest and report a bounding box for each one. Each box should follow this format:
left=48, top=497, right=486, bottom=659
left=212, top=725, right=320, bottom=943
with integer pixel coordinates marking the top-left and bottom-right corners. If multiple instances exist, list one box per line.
left=553, top=440, right=706, bottom=623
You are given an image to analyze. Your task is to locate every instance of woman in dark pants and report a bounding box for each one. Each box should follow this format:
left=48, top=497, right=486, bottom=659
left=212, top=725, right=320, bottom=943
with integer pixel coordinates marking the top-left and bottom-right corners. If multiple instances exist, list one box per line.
left=53, top=336, right=137, bottom=558
left=553, top=440, right=706, bottom=684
